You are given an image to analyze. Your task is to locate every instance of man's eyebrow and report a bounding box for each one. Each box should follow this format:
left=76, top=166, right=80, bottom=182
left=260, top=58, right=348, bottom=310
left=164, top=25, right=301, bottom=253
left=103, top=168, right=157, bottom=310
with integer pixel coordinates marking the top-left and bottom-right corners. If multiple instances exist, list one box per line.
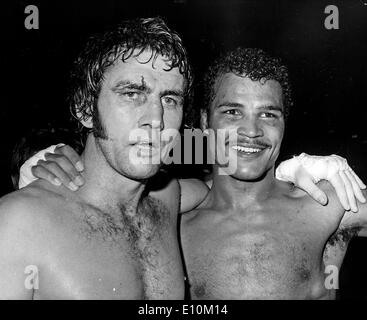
left=215, top=102, right=244, bottom=109
left=112, top=80, right=151, bottom=93
left=258, top=105, right=284, bottom=113
left=161, top=89, right=185, bottom=99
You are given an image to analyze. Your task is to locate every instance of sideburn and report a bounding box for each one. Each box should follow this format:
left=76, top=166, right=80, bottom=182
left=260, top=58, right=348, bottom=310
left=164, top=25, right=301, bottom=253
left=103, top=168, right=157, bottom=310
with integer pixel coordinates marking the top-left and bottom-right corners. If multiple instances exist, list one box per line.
left=92, top=103, right=109, bottom=140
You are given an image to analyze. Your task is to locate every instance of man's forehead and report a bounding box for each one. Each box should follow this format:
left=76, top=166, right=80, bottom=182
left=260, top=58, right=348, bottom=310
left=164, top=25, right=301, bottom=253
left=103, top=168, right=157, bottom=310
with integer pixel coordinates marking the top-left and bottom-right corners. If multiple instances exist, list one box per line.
left=214, top=73, right=283, bottom=104
left=105, top=50, right=184, bottom=88
left=124, top=49, right=171, bottom=68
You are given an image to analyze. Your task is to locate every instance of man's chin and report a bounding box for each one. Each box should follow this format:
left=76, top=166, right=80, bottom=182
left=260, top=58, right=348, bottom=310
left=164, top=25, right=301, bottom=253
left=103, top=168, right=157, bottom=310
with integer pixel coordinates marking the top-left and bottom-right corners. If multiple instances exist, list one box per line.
left=230, top=166, right=269, bottom=182
left=129, top=167, right=159, bottom=180
left=125, top=162, right=161, bottom=180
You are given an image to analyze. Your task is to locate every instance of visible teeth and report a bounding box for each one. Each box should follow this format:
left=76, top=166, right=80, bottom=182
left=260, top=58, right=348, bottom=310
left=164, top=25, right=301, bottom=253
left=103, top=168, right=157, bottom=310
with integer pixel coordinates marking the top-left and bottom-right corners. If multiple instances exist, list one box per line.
left=232, top=146, right=262, bottom=153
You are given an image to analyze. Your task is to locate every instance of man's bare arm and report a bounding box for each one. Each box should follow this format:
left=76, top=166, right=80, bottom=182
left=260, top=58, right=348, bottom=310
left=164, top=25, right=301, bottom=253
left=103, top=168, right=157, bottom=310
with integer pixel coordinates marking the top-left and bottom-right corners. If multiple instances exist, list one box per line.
left=19, top=144, right=366, bottom=214
left=339, top=189, right=367, bottom=237
left=0, top=195, right=39, bottom=299
left=179, top=179, right=209, bottom=213
left=276, top=154, right=366, bottom=211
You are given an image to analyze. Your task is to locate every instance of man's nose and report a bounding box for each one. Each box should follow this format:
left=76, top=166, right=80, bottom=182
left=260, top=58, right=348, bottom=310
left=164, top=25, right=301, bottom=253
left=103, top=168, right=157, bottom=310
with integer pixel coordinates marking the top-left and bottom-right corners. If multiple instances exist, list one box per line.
left=139, top=101, right=164, bottom=130
left=237, top=117, right=263, bottom=138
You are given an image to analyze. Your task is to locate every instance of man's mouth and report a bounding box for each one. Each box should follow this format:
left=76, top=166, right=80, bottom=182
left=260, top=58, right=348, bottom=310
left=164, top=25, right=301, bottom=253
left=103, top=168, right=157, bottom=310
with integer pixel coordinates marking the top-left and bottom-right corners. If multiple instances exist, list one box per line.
left=230, top=143, right=270, bottom=156
left=133, top=141, right=159, bottom=149
left=231, top=145, right=263, bottom=153
left=135, top=142, right=153, bottom=148
left=132, top=141, right=159, bottom=158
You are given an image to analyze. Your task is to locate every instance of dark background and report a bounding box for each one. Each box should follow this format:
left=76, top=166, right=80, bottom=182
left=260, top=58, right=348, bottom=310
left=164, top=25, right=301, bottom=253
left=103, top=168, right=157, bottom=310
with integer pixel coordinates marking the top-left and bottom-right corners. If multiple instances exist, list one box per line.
left=3, top=0, right=367, bottom=299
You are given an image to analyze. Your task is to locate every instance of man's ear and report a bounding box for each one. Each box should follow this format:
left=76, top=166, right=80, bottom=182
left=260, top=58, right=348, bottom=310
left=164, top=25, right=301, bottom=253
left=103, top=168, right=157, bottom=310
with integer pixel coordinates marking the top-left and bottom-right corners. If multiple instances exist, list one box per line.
left=200, top=110, right=209, bottom=133
left=76, top=106, right=93, bottom=129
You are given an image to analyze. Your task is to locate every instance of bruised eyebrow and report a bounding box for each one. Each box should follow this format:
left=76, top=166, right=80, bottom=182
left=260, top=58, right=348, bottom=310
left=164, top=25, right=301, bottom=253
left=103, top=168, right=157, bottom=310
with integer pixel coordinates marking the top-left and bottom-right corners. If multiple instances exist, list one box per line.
left=111, top=81, right=183, bottom=100
left=112, top=80, right=152, bottom=94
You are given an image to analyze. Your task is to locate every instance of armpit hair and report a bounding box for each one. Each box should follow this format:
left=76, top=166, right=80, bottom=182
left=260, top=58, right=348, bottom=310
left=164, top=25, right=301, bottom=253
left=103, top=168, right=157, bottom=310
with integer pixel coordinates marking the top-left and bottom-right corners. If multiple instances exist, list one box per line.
left=327, top=226, right=362, bottom=247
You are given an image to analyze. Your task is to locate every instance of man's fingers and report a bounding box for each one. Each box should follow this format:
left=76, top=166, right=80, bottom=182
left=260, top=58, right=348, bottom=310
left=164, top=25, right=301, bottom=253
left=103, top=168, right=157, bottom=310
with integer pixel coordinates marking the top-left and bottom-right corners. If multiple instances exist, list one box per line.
left=349, top=168, right=366, bottom=189
left=345, top=170, right=366, bottom=204
left=297, top=173, right=328, bottom=205
left=339, top=171, right=358, bottom=212
left=54, top=144, right=83, bottom=172
left=33, top=161, right=79, bottom=191
left=44, top=153, right=84, bottom=186
left=31, top=164, right=61, bottom=187
left=329, top=174, right=350, bottom=211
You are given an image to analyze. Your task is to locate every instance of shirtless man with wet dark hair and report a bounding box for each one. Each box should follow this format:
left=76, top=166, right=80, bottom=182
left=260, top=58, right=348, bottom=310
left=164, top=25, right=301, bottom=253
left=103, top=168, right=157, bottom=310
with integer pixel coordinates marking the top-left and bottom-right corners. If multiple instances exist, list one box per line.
left=0, top=17, right=193, bottom=299
left=6, top=21, right=365, bottom=299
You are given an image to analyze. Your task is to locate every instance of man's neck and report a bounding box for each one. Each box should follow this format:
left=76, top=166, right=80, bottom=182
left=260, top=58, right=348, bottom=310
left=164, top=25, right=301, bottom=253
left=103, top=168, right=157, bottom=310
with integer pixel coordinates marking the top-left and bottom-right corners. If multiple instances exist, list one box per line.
left=76, top=135, right=147, bottom=213
left=208, top=166, right=277, bottom=211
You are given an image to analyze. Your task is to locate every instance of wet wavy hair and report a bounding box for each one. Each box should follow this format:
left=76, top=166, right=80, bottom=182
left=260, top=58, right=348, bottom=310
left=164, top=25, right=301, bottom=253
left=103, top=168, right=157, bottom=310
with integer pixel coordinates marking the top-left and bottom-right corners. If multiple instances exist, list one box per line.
left=201, top=47, right=293, bottom=121
left=68, top=17, right=193, bottom=138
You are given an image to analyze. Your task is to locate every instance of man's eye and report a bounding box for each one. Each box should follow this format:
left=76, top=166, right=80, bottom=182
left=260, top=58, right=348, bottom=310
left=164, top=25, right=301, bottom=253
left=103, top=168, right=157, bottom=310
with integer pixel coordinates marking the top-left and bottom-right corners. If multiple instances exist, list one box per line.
left=223, top=109, right=241, bottom=115
left=162, top=96, right=178, bottom=107
left=123, top=92, right=139, bottom=99
left=260, top=112, right=278, bottom=119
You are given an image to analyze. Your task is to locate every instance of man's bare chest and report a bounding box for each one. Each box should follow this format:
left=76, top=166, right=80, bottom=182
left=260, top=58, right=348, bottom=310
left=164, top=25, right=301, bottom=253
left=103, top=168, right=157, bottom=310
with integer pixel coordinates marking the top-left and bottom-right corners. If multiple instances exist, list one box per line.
left=181, top=205, right=345, bottom=299
left=35, top=197, right=184, bottom=299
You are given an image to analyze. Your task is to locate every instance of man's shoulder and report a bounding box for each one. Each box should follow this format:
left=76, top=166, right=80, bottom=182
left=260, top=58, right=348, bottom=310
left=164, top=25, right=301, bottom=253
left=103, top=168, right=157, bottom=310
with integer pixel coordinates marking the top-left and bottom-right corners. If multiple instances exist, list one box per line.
left=271, top=179, right=347, bottom=224
left=314, top=181, right=367, bottom=235
left=284, top=180, right=341, bottom=207
left=0, top=183, right=68, bottom=272
left=148, top=172, right=180, bottom=212
left=0, top=181, right=68, bottom=233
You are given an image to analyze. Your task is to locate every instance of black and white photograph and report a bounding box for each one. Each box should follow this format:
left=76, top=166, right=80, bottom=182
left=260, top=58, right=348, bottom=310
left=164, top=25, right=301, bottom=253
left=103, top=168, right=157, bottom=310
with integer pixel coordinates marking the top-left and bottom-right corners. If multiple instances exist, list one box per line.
left=1, top=0, right=367, bottom=304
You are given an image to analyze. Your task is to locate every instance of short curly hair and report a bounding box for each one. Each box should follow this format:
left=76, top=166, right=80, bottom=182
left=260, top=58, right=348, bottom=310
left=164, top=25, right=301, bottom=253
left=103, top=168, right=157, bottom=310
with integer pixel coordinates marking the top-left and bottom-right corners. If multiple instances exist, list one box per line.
left=201, top=47, right=293, bottom=121
left=68, top=17, right=193, bottom=137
